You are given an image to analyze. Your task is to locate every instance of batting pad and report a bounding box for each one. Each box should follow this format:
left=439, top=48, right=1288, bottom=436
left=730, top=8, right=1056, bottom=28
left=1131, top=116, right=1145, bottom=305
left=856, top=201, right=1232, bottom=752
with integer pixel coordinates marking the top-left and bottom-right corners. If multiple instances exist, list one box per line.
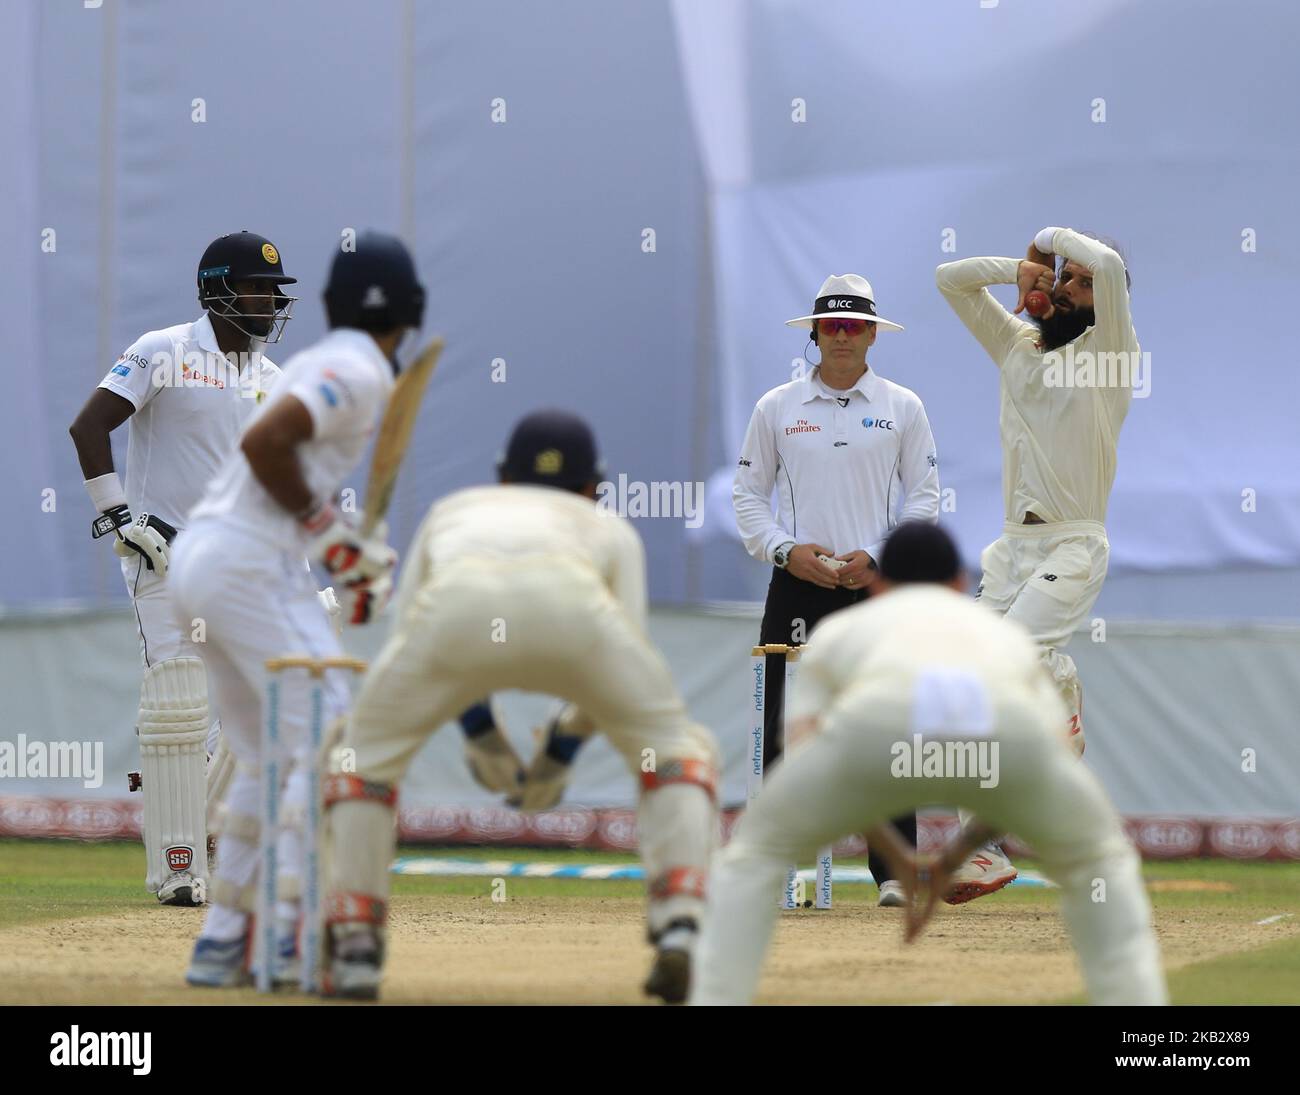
left=139, top=657, right=210, bottom=891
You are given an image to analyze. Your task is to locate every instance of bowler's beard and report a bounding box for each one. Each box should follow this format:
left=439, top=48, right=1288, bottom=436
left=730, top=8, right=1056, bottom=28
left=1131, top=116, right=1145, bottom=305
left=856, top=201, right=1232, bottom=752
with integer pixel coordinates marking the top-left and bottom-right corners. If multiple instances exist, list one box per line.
left=1035, top=305, right=1095, bottom=351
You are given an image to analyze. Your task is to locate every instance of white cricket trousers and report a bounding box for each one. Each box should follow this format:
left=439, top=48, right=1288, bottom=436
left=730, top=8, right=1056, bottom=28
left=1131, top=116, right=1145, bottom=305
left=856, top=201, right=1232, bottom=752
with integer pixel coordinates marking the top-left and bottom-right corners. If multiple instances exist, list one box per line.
left=121, top=555, right=222, bottom=755
left=169, top=520, right=347, bottom=929
left=337, top=554, right=718, bottom=933
left=690, top=680, right=1166, bottom=1006
left=978, top=520, right=1109, bottom=749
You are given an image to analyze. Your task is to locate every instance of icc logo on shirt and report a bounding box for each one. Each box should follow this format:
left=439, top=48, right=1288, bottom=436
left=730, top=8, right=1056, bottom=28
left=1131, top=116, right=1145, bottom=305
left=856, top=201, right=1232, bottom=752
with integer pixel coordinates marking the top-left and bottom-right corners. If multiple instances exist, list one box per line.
left=862, top=417, right=894, bottom=430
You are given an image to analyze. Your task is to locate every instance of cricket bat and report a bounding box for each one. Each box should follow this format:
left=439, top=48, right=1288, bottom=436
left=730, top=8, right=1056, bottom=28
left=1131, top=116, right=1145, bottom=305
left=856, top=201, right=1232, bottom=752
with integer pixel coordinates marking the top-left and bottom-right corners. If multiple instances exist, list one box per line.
left=360, top=337, right=443, bottom=537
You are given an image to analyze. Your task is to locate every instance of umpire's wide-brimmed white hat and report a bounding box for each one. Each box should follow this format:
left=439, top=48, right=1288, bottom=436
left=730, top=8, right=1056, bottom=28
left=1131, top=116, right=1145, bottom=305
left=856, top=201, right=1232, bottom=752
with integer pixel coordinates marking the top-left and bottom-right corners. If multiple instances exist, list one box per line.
left=785, top=273, right=904, bottom=333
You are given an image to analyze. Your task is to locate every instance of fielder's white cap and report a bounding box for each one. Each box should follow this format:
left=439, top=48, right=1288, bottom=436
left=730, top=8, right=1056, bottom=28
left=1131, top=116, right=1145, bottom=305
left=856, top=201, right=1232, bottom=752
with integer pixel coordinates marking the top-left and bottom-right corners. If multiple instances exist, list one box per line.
left=785, top=273, right=904, bottom=332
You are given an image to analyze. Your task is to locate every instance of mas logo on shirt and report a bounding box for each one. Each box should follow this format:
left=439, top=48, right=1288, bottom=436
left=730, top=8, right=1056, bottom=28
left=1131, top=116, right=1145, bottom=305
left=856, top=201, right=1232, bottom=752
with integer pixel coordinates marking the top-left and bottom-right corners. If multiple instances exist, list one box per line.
left=862, top=417, right=894, bottom=430
left=261, top=242, right=279, bottom=264
left=785, top=418, right=821, bottom=436
left=117, top=351, right=150, bottom=370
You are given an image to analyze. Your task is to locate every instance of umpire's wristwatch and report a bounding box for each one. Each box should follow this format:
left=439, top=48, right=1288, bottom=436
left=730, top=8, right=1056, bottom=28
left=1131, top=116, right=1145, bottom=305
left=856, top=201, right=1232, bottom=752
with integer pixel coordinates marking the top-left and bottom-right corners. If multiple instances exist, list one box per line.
left=773, top=541, right=796, bottom=570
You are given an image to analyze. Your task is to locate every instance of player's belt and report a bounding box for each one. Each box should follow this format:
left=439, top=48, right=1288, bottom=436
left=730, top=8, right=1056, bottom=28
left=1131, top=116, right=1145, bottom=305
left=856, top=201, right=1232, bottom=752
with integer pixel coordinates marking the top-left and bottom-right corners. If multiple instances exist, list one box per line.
left=1001, top=519, right=1107, bottom=541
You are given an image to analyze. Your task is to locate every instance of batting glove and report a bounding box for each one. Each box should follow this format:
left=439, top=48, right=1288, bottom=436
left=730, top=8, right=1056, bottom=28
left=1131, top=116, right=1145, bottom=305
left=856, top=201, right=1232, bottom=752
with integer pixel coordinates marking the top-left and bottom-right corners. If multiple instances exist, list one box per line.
left=93, top=506, right=174, bottom=575
left=340, top=572, right=393, bottom=626
left=300, top=502, right=396, bottom=587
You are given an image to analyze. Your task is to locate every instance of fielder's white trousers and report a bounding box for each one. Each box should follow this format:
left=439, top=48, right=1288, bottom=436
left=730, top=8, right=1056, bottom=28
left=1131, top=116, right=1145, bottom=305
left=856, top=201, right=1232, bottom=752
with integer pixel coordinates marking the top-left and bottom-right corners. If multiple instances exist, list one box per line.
left=690, top=681, right=1166, bottom=1006
left=339, top=555, right=718, bottom=932
left=169, top=520, right=347, bottom=921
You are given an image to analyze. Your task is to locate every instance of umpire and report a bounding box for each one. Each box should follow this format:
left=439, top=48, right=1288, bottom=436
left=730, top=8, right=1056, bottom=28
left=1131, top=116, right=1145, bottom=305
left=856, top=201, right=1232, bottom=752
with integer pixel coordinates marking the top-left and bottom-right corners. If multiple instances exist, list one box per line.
left=733, top=274, right=941, bottom=907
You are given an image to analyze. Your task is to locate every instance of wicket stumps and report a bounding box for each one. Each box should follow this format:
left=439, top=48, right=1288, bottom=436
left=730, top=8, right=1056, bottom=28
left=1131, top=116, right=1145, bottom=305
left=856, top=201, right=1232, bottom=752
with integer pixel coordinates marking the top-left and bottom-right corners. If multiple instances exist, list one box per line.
left=750, top=644, right=833, bottom=909
left=258, top=655, right=368, bottom=993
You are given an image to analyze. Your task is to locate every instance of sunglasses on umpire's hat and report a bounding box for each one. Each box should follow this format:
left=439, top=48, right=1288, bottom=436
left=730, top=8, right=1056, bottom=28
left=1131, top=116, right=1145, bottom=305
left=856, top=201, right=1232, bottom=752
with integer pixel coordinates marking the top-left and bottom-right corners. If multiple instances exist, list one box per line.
left=785, top=273, right=904, bottom=333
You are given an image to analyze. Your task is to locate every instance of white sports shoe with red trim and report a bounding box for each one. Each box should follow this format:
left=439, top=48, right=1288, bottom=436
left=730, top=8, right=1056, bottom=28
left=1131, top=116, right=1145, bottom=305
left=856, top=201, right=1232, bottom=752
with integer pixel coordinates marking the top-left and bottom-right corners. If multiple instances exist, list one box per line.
left=944, top=843, right=1017, bottom=905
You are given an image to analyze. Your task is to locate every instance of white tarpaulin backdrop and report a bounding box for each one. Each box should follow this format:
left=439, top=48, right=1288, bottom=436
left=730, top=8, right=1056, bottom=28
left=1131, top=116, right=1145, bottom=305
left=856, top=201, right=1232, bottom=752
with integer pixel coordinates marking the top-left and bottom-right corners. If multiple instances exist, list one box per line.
left=0, top=2, right=1297, bottom=824
left=2, top=0, right=1298, bottom=610
left=672, top=0, right=1300, bottom=587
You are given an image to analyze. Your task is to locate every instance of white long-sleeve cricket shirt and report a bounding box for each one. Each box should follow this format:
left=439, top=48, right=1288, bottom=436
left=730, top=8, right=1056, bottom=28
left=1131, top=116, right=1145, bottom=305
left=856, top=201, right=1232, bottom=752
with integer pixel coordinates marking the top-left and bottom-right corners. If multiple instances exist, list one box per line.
left=732, top=366, right=940, bottom=566
left=936, top=228, right=1138, bottom=526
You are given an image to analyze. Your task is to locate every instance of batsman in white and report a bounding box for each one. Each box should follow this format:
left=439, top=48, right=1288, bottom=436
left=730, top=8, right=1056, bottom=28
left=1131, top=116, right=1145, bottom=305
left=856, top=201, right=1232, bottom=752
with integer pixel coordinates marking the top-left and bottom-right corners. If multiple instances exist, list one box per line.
left=69, top=231, right=296, bottom=906
left=168, top=231, right=424, bottom=986
left=690, top=522, right=1165, bottom=1006
left=935, top=227, right=1138, bottom=901
left=323, top=410, right=720, bottom=1004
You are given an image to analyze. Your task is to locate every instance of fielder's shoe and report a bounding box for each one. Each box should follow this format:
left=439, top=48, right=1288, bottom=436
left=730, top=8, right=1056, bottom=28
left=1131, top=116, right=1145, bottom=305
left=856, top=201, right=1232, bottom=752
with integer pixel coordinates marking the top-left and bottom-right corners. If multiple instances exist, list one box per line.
left=945, top=842, right=1018, bottom=905
left=158, top=872, right=206, bottom=907
left=185, top=935, right=251, bottom=988
left=877, top=880, right=908, bottom=908
left=644, top=920, right=695, bottom=1005
left=324, top=925, right=383, bottom=1001
left=644, top=949, right=691, bottom=1005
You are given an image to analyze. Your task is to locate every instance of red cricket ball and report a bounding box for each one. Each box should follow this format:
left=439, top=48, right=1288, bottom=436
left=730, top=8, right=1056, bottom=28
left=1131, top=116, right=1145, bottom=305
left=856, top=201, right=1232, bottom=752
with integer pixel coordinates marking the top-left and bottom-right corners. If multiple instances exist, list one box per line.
left=1025, top=290, right=1051, bottom=318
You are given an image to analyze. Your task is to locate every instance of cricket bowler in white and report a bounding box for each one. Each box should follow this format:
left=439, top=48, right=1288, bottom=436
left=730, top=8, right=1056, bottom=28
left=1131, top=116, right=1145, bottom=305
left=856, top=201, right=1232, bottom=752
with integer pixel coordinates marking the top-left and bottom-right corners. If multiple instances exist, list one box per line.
left=168, top=231, right=424, bottom=987
left=935, top=227, right=1137, bottom=901
left=323, top=410, right=720, bottom=1004
left=690, top=523, right=1165, bottom=1006
left=69, top=231, right=296, bottom=906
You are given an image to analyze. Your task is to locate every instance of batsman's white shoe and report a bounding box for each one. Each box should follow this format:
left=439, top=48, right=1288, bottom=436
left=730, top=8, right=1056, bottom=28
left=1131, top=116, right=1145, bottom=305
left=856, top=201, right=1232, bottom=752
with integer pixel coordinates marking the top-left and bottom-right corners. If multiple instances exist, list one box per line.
left=185, top=935, right=251, bottom=988
left=158, top=872, right=206, bottom=907
left=271, top=919, right=301, bottom=989
left=877, top=880, right=908, bottom=908
left=945, top=843, right=1018, bottom=905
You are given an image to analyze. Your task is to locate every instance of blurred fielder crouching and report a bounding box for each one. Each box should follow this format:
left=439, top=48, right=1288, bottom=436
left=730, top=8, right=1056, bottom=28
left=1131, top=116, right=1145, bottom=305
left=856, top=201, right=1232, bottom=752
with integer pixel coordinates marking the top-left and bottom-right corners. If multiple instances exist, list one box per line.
left=325, top=410, right=720, bottom=1003
left=690, top=522, right=1165, bottom=1006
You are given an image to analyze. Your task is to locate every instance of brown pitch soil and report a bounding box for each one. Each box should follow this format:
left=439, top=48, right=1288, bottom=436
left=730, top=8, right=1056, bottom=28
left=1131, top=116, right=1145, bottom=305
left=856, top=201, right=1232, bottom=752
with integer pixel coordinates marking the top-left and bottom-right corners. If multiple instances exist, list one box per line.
left=0, top=892, right=1291, bottom=1005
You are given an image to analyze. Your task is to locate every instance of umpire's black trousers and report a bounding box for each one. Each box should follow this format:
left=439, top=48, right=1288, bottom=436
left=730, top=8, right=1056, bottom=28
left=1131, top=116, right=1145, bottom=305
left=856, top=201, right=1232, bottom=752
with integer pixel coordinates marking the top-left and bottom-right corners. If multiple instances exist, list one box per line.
left=758, top=566, right=917, bottom=887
